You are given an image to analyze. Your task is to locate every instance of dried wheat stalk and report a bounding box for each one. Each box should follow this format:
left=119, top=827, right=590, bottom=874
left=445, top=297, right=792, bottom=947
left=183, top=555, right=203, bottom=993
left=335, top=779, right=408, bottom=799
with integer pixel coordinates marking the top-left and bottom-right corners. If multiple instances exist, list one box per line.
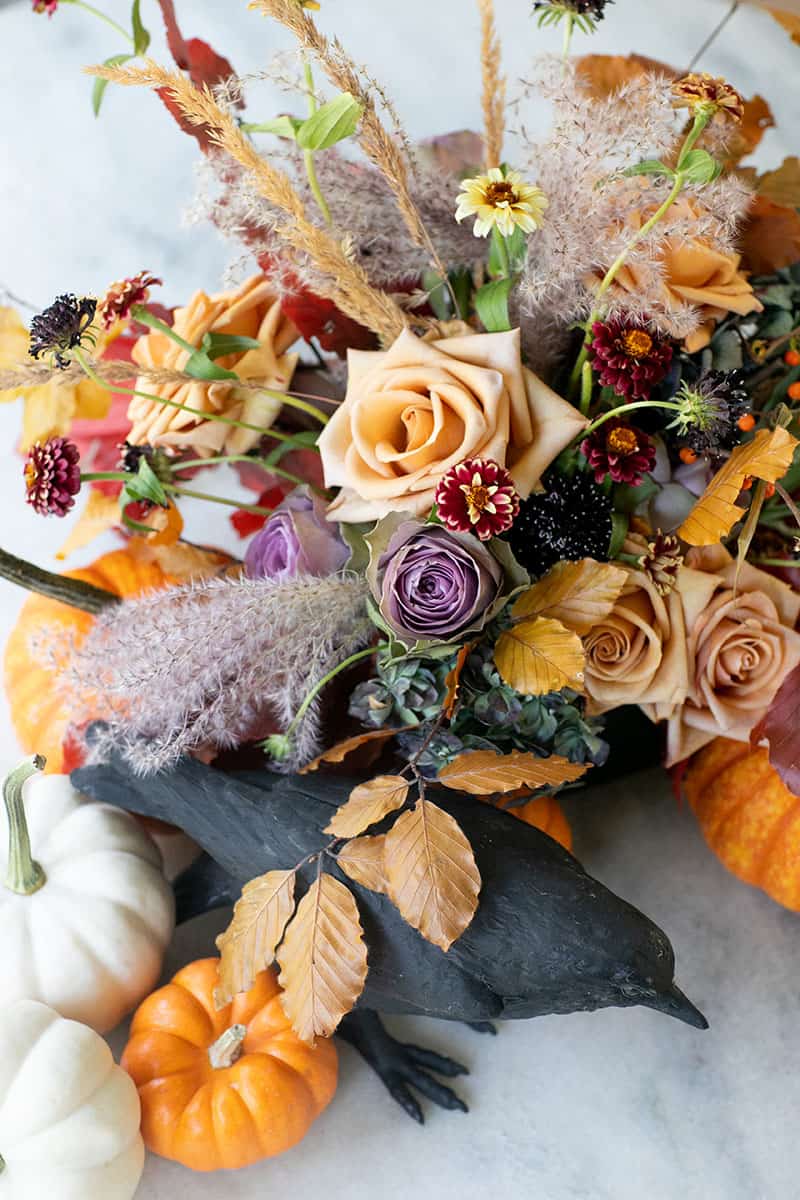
left=85, top=59, right=408, bottom=345
left=478, top=0, right=505, bottom=168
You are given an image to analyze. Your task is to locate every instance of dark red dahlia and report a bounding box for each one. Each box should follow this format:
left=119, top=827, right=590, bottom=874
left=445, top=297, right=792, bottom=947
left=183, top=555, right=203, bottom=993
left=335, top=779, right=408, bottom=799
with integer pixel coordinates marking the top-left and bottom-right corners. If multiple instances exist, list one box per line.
left=32, top=0, right=58, bottom=14
left=24, top=437, right=81, bottom=517
left=581, top=419, right=657, bottom=486
left=99, top=272, right=162, bottom=329
left=434, top=458, right=519, bottom=541
left=588, top=319, right=673, bottom=400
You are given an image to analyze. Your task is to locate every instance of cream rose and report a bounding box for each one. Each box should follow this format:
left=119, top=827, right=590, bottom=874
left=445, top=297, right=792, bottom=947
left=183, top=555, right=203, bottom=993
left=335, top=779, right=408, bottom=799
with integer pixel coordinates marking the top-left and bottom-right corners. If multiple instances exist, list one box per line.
left=318, top=328, right=587, bottom=522
left=665, top=546, right=800, bottom=764
left=128, top=275, right=298, bottom=457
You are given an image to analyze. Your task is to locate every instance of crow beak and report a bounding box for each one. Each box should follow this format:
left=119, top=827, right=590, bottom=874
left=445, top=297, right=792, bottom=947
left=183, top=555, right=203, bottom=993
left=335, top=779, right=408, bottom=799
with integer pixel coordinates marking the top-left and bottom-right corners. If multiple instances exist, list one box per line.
left=641, top=981, right=709, bottom=1030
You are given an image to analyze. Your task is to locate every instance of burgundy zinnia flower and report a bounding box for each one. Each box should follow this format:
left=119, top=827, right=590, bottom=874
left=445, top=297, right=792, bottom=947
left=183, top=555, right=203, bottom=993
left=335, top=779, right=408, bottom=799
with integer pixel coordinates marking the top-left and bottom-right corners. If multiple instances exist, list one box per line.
left=581, top=420, right=657, bottom=487
left=588, top=319, right=673, bottom=400
left=24, top=437, right=81, bottom=516
left=32, top=0, right=58, bottom=14
left=99, top=271, right=162, bottom=329
left=434, top=458, right=520, bottom=541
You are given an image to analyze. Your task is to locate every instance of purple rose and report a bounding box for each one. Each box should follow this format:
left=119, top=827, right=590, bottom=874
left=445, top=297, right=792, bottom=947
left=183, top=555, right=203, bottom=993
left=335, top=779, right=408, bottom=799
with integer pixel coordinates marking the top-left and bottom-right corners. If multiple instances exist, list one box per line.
left=245, top=488, right=349, bottom=580
left=371, top=521, right=502, bottom=643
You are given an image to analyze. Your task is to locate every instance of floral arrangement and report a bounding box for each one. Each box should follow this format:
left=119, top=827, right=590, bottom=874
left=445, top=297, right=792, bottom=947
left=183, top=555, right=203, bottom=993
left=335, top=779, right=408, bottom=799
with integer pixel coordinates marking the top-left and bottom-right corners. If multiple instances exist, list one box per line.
left=3, top=0, right=800, bottom=1181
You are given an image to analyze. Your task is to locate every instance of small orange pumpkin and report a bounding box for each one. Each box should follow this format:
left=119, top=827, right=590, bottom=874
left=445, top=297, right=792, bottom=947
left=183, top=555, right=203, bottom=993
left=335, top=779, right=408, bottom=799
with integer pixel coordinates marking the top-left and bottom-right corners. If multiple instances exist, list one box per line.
left=684, top=737, right=800, bottom=910
left=4, top=548, right=172, bottom=772
left=122, top=957, right=338, bottom=1172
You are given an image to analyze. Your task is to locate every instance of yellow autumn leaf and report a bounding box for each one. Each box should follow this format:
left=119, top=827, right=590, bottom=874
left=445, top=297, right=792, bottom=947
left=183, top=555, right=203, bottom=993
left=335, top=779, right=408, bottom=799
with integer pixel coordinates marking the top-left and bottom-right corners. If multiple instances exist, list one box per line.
left=383, top=798, right=481, bottom=951
left=337, top=835, right=389, bottom=895
left=324, top=775, right=410, bottom=838
left=214, top=869, right=296, bottom=1009
left=300, top=726, right=409, bottom=773
left=437, top=748, right=589, bottom=794
left=494, top=615, right=585, bottom=695
left=513, top=559, right=627, bottom=635
left=277, top=872, right=368, bottom=1043
left=55, top=490, right=121, bottom=560
left=678, top=426, right=799, bottom=546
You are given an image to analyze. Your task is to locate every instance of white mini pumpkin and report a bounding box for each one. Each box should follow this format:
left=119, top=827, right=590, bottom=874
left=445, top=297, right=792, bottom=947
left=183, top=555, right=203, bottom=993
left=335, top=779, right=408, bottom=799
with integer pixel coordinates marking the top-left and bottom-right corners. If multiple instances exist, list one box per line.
left=0, top=756, right=175, bottom=1033
left=0, top=999, right=144, bottom=1199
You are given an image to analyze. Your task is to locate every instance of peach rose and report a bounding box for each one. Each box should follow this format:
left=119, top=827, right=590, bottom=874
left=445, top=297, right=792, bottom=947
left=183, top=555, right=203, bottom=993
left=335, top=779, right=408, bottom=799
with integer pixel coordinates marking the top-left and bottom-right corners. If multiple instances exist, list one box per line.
left=583, top=538, right=694, bottom=719
left=665, top=546, right=800, bottom=764
left=318, top=328, right=587, bottom=522
left=594, top=195, right=762, bottom=353
left=128, top=276, right=298, bottom=456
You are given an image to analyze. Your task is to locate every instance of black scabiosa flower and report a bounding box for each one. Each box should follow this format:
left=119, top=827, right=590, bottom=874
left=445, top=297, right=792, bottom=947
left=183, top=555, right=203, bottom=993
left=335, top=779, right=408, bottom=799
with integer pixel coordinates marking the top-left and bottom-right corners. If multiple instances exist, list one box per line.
left=29, top=294, right=97, bottom=369
left=24, top=437, right=81, bottom=516
left=533, top=0, right=611, bottom=22
left=505, top=469, right=613, bottom=578
left=668, top=370, right=751, bottom=456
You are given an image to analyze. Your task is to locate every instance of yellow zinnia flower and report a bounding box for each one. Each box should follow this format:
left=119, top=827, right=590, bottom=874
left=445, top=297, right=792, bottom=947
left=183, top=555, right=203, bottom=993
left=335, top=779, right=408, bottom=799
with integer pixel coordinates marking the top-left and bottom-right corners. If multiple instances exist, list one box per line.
left=455, top=168, right=548, bottom=239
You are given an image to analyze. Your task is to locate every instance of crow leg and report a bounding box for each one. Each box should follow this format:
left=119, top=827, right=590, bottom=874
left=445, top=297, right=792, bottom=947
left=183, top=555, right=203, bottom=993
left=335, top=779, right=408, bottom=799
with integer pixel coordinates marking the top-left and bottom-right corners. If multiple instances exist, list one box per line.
left=338, top=1010, right=469, bottom=1124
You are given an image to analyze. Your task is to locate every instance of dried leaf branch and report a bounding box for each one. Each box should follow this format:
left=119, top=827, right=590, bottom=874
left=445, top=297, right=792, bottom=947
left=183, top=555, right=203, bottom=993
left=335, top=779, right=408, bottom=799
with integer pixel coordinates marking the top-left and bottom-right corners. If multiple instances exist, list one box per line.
left=251, top=0, right=451, bottom=285
left=85, top=59, right=408, bottom=344
left=477, top=0, right=505, bottom=168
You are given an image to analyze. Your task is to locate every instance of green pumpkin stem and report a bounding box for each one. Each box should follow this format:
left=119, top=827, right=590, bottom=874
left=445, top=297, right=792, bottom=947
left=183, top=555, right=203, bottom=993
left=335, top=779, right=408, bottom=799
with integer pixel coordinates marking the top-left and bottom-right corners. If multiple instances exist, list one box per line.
left=208, top=1024, right=247, bottom=1069
left=4, top=756, right=47, bottom=897
left=0, top=547, right=119, bottom=615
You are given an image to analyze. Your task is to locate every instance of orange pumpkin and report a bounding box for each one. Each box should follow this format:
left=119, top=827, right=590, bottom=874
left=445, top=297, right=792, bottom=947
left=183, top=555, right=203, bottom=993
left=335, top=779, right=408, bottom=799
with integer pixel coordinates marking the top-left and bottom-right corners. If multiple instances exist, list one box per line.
left=4, top=548, right=172, bottom=773
left=487, top=793, right=573, bottom=851
left=684, top=737, right=800, bottom=910
left=122, top=957, right=338, bottom=1172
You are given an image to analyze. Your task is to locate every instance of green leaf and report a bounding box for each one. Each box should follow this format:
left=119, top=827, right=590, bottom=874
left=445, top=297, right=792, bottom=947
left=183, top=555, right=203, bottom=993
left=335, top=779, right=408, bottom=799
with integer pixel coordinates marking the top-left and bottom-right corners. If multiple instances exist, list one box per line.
left=475, top=276, right=516, bottom=333
left=121, top=509, right=158, bottom=535
left=623, top=159, right=673, bottom=179
left=423, top=270, right=451, bottom=321
left=92, top=53, right=133, bottom=117
left=679, top=149, right=722, bottom=184
left=488, top=226, right=525, bottom=278
left=613, top=476, right=659, bottom=514
left=241, top=116, right=303, bottom=140
left=201, top=332, right=262, bottom=360
left=608, top=511, right=630, bottom=559
left=296, top=93, right=363, bottom=152
left=123, top=459, right=169, bottom=508
left=263, top=430, right=319, bottom=468
left=131, top=0, right=151, bottom=54
left=183, top=348, right=239, bottom=382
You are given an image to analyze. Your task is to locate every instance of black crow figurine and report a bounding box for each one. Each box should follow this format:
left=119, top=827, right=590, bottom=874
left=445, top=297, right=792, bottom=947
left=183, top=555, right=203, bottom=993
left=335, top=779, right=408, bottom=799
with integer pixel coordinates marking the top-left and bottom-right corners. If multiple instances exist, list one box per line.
left=73, top=743, right=708, bottom=1124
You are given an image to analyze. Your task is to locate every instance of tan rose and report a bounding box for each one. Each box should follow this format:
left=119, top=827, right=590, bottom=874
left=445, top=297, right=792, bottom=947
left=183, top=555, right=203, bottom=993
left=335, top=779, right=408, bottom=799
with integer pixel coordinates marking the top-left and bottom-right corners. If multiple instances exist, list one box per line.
left=318, top=328, right=587, bottom=523
left=665, top=545, right=800, bottom=764
left=128, top=276, right=298, bottom=456
left=593, top=194, right=763, bottom=353
left=583, top=538, right=697, bottom=719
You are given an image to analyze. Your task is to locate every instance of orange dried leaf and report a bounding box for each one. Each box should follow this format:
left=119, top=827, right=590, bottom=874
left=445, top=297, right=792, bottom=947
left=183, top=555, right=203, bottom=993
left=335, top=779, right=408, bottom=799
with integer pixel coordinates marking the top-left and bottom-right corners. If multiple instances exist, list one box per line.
left=575, top=52, right=675, bottom=99
left=214, top=869, right=296, bottom=1008
left=754, top=155, right=800, bottom=208
left=56, top=489, right=121, bottom=560
left=513, top=559, right=627, bottom=635
left=494, top=616, right=585, bottom=695
left=384, top=798, right=481, bottom=951
left=678, top=427, right=799, bottom=546
left=300, top=727, right=406, bottom=774
left=437, top=748, right=589, bottom=795
left=324, top=775, right=410, bottom=838
left=443, top=641, right=473, bottom=719
left=740, top=195, right=800, bottom=275
left=769, top=9, right=800, bottom=45
left=721, top=94, right=774, bottom=168
left=337, top=835, right=389, bottom=895
left=277, top=872, right=368, bottom=1043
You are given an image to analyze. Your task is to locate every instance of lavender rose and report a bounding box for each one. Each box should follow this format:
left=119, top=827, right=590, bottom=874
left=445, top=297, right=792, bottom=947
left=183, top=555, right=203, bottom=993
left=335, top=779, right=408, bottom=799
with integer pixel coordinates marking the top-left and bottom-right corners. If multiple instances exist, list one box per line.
left=245, top=488, right=349, bottom=580
left=369, top=520, right=502, bottom=643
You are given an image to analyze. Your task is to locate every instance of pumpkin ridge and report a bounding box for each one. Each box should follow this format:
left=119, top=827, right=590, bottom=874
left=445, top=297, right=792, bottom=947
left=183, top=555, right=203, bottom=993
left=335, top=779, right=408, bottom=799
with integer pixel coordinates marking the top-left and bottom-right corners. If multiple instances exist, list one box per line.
left=210, top=1073, right=264, bottom=1168
left=751, top=795, right=800, bottom=890
left=698, top=756, right=770, bottom=841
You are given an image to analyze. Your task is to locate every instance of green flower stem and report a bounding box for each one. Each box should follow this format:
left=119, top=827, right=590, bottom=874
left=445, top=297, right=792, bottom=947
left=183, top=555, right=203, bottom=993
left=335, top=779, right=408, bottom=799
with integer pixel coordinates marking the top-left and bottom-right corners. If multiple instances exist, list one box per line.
left=281, top=645, right=381, bottom=745
left=561, top=12, right=575, bottom=61
left=580, top=359, right=593, bottom=416
left=164, top=485, right=276, bottom=516
left=4, top=757, right=47, bottom=897
left=174, top=455, right=314, bottom=491
left=494, top=234, right=512, bottom=280
left=79, top=471, right=130, bottom=483
left=579, top=399, right=683, bottom=442
left=130, top=306, right=197, bottom=357
left=303, top=59, right=333, bottom=226
left=73, top=347, right=303, bottom=447
left=61, top=0, right=135, bottom=44
left=751, top=557, right=800, bottom=568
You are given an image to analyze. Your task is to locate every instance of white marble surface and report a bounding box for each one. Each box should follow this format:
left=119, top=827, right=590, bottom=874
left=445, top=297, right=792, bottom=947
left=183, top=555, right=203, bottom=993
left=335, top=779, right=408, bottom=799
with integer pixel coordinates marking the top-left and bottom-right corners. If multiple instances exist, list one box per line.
left=1, top=0, right=800, bottom=1196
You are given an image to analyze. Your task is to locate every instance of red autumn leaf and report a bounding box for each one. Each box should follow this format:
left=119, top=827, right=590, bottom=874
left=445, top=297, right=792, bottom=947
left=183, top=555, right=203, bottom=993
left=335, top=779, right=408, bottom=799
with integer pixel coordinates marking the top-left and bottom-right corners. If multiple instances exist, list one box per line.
left=751, top=663, right=800, bottom=796
left=154, top=0, right=238, bottom=150
left=230, top=486, right=285, bottom=538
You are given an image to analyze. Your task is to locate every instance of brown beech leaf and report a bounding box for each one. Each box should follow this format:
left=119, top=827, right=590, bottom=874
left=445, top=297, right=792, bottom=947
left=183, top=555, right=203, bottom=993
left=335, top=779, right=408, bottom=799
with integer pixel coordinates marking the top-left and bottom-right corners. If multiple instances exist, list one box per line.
left=437, top=747, right=589, bottom=795
left=740, top=195, right=800, bottom=274
left=324, top=775, right=410, bottom=838
left=384, top=798, right=481, bottom=951
left=752, top=662, right=800, bottom=794
left=769, top=9, right=800, bottom=45
left=678, top=427, right=799, bottom=546
left=277, top=872, right=368, bottom=1043
left=494, top=616, right=585, bottom=695
left=443, top=641, right=474, bottom=719
left=754, top=156, right=800, bottom=208
left=513, top=559, right=627, bottom=635
left=575, top=52, right=676, bottom=98
left=214, top=869, right=296, bottom=1008
left=337, top=835, right=389, bottom=895
left=300, top=726, right=409, bottom=773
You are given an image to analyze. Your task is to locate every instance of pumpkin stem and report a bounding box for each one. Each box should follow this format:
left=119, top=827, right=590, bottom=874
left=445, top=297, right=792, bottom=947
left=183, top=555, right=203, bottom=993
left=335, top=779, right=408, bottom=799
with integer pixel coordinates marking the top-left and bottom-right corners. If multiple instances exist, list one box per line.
left=4, top=756, right=47, bottom=897
left=208, top=1024, right=248, bottom=1069
left=0, top=547, right=119, bottom=615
